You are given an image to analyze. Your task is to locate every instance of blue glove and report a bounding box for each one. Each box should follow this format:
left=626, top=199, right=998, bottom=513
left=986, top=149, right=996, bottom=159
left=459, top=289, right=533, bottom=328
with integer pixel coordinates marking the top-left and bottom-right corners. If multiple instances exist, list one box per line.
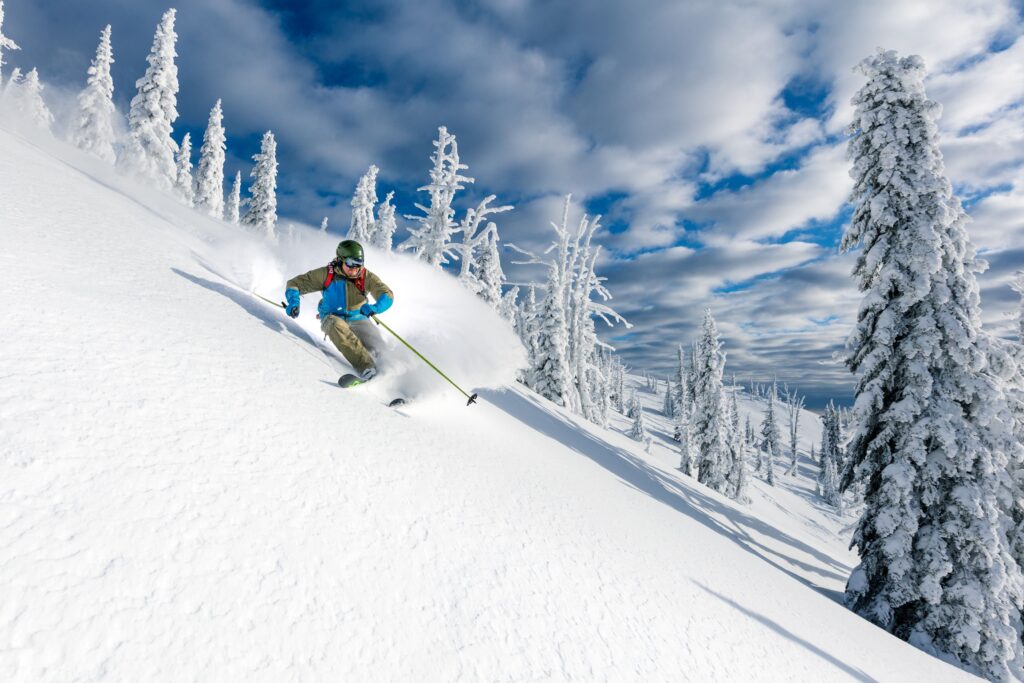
left=285, top=288, right=301, bottom=318
left=360, top=293, right=393, bottom=317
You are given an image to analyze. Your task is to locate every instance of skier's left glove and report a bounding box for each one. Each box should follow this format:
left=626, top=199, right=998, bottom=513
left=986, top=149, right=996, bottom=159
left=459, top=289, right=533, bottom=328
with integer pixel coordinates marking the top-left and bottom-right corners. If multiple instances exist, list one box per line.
left=360, top=293, right=393, bottom=317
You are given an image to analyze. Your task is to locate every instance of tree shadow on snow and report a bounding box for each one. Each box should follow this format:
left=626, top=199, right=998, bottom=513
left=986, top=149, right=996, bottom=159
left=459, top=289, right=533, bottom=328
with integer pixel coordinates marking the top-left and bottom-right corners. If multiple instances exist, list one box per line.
left=481, top=388, right=851, bottom=598
left=694, top=582, right=877, bottom=682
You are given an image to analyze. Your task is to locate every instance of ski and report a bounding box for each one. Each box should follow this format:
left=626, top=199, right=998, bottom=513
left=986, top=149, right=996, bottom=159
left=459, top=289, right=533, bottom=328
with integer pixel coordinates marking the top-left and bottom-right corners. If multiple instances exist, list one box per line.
left=387, top=398, right=407, bottom=408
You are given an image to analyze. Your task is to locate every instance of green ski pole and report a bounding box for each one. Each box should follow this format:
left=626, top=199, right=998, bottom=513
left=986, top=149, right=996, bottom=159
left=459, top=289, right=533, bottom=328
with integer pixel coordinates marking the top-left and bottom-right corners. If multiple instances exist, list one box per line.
left=252, top=291, right=286, bottom=308
left=371, top=315, right=478, bottom=406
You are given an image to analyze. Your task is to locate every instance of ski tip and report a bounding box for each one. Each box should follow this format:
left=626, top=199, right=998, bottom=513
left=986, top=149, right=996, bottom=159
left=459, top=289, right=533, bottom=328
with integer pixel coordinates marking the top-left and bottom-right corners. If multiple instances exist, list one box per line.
left=387, top=398, right=407, bottom=408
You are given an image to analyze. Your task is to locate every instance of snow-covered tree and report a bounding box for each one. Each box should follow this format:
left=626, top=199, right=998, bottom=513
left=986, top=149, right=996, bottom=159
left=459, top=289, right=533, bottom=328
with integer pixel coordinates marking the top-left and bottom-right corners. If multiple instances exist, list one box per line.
left=225, top=170, right=241, bottom=224
left=194, top=99, right=226, bottom=218
left=820, top=442, right=842, bottom=512
left=349, top=164, right=378, bottom=243
left=371, top=191, right=397, bottom=250
left=0, top=0, right=19, bottom=87
left=760, top=382, right=781, bottom=486
left=509, top=195, right=628, bottom=421
left=663, top=376, right=675, bottom=418
left=841, top=50, right=1024, bottom=680
left=784, top=386, right=804, bottom=476
left=626, top=389, right=640, bottom=419
left=677, top=407, right=693, bottom=476
left=615, top=360, right=626, bottom=415
left=692, top=309, right=730, bottom=494
left=320, top=216, right=328, bottom=233
left=515, top=283, right=541, bottom=386
left=119, top=9, right=179, bottom=189
left=628, top=396, right=648, bottom=442
left=454, top=195, right=513, bottom=298
left=242, top=131, right=278, bottom=239
left=498, top=284, right=519, bottom=325
left=532, top=272, right=572, bottom=406
left=674, top=345, right=689, bottom=416
left=174, top=132, right=193, bottom=206
left=402, top=126, right=473, bottom=267
left=9, top=68, right=53, bottom=130
left=474, top=229, right=506, bottom=309
left=71, top=25, right=116, bottom=163
left=818, top=403, right=842, bottom=495
left=727, top=388, right=749, bottom=502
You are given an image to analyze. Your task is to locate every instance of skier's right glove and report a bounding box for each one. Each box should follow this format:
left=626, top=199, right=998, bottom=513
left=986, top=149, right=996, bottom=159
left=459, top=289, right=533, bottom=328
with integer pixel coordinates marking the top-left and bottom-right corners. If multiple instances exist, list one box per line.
left=285, top=288, right=301, bottom=318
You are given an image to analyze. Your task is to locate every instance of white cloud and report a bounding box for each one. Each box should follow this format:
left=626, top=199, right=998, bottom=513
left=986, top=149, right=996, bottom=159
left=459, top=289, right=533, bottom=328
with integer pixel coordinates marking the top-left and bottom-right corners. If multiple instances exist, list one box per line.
left=688, top=143, right=851, bottom=245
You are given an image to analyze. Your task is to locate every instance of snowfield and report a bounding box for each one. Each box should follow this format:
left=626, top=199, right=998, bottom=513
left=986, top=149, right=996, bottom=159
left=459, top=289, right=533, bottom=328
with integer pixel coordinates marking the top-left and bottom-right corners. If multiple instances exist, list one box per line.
left=0, top=124, right=977, bottom=681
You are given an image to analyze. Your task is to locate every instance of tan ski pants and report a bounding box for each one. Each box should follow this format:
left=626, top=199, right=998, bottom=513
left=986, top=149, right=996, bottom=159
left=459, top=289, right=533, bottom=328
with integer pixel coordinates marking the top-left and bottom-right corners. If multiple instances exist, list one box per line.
left=321, top=315, right=385, bottom=374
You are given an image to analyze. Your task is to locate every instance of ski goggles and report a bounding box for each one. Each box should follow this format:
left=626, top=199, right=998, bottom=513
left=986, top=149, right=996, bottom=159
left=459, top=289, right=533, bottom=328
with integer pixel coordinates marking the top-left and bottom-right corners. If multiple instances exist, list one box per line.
left=342, top=257, right=364, bottom=268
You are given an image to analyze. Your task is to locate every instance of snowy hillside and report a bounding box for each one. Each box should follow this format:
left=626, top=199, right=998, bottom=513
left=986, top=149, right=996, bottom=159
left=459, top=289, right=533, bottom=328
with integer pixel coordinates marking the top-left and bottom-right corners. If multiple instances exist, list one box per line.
left=0, top=125, right=976, bottom=681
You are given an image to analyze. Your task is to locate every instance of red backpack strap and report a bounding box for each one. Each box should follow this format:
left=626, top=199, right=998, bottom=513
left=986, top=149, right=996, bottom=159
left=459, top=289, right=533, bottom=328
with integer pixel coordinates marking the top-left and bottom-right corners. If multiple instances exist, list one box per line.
left=323, top=261, right=336, bottom=289
left=354, top=270, right=366, bottom=294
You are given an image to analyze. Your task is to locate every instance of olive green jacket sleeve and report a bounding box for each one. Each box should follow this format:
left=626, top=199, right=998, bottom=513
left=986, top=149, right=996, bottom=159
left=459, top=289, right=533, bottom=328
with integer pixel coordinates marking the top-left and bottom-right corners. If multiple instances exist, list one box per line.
left=286, top=266, right=331, bottom=296
left=364, top=269, right=393, bottom=302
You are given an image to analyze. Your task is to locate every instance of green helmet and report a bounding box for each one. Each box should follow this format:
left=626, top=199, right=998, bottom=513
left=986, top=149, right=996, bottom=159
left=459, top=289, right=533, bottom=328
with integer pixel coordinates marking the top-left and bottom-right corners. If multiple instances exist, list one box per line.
left=336, top=240, right=364, bottom=263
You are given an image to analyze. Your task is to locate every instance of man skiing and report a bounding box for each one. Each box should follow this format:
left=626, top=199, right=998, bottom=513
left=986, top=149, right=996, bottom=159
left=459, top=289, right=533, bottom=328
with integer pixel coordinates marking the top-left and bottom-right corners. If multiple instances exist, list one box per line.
left=284, top=240, right=393, bottom=381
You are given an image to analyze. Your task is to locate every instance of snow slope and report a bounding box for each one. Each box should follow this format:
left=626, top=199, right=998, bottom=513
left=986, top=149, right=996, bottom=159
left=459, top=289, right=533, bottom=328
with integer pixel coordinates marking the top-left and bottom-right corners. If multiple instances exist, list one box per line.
left=0, top=125, right=977, bottom=681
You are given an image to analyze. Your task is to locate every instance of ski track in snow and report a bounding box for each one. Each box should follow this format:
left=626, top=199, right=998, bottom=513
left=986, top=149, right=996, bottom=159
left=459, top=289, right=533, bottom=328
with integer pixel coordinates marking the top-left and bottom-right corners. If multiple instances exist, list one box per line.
left=0, top=126, right=979, bottom=681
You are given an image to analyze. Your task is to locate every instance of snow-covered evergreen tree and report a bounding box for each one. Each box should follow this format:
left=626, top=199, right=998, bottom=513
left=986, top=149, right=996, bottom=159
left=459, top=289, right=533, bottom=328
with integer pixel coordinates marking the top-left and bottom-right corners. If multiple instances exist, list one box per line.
left=626, top=389, right=639, bottom=419
left=663, top=376, right=675, bottom=417
left=760, top=382, right=781, bottom=486
left=818, top=403, right=841, bottom=495
left=453, top=195, right=512, bottom=300
left=614, top=359, right=626, bottom=415
left=242, top=131, right=278, bottom=239
left=692, top=309, right=730, bottom=494
left=119, top=9, right=179, bottom=190
left=628, top=396, right=647, bottom=442
left=677, top=407, right=693, bottom=476
left=402, top=126, right=473, bottom=267
left=532, top=274, right=572, bottom=406
left=320, top=216, right=328, bottom=233
left=674, top=345, right=689, bottom=416
left=475, top=230, right=506, bottom=309
left=784, top=386, right=804, bottom=476
left=498, top=284, right=519, bottom=326
left=9, top=68, right=53, bottom=130
left=194, top=99, right=226, bottom=218
left=841, top=50, right=1024, bottom=680
left=515, top=283, right=541, bottom=386
left=349, top=165, right=378, bottom=243
left=174, top=132, right=193, bottom=206
left=510, top=196, right=627, bottom=421
left=71, top=25, right=116, bottom=163
left=0, top=0, right=19, bottom=87
left=727, top=388, right=748, bottom=502
left=225, top=170, right=241, bottom=224
left=371, top=191, right=397, bottom=250
left=820, top=443, right=842, bottom=512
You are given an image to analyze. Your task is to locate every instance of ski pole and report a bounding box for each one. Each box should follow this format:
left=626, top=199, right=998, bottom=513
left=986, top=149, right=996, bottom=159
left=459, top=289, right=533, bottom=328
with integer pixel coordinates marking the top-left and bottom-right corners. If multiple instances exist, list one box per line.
left=252, top=291, right=285, bottom=308
left=370, top=315, right=478, bottom=406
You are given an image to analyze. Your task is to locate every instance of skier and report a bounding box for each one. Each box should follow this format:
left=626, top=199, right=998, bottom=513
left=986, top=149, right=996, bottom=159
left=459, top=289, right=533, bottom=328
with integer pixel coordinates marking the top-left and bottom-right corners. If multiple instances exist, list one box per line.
left=284, top=240, right=393, bottom=381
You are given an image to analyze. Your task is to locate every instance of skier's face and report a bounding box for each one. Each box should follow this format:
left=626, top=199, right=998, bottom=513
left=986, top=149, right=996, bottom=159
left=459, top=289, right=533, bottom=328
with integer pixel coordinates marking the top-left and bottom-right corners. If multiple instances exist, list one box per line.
left=341, top=260, right=363, bottom=277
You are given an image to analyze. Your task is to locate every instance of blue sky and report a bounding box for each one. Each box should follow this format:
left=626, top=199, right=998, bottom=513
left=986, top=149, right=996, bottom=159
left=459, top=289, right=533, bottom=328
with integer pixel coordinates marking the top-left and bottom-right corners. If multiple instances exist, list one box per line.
left=6, top=0, right=1024, bottom=409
